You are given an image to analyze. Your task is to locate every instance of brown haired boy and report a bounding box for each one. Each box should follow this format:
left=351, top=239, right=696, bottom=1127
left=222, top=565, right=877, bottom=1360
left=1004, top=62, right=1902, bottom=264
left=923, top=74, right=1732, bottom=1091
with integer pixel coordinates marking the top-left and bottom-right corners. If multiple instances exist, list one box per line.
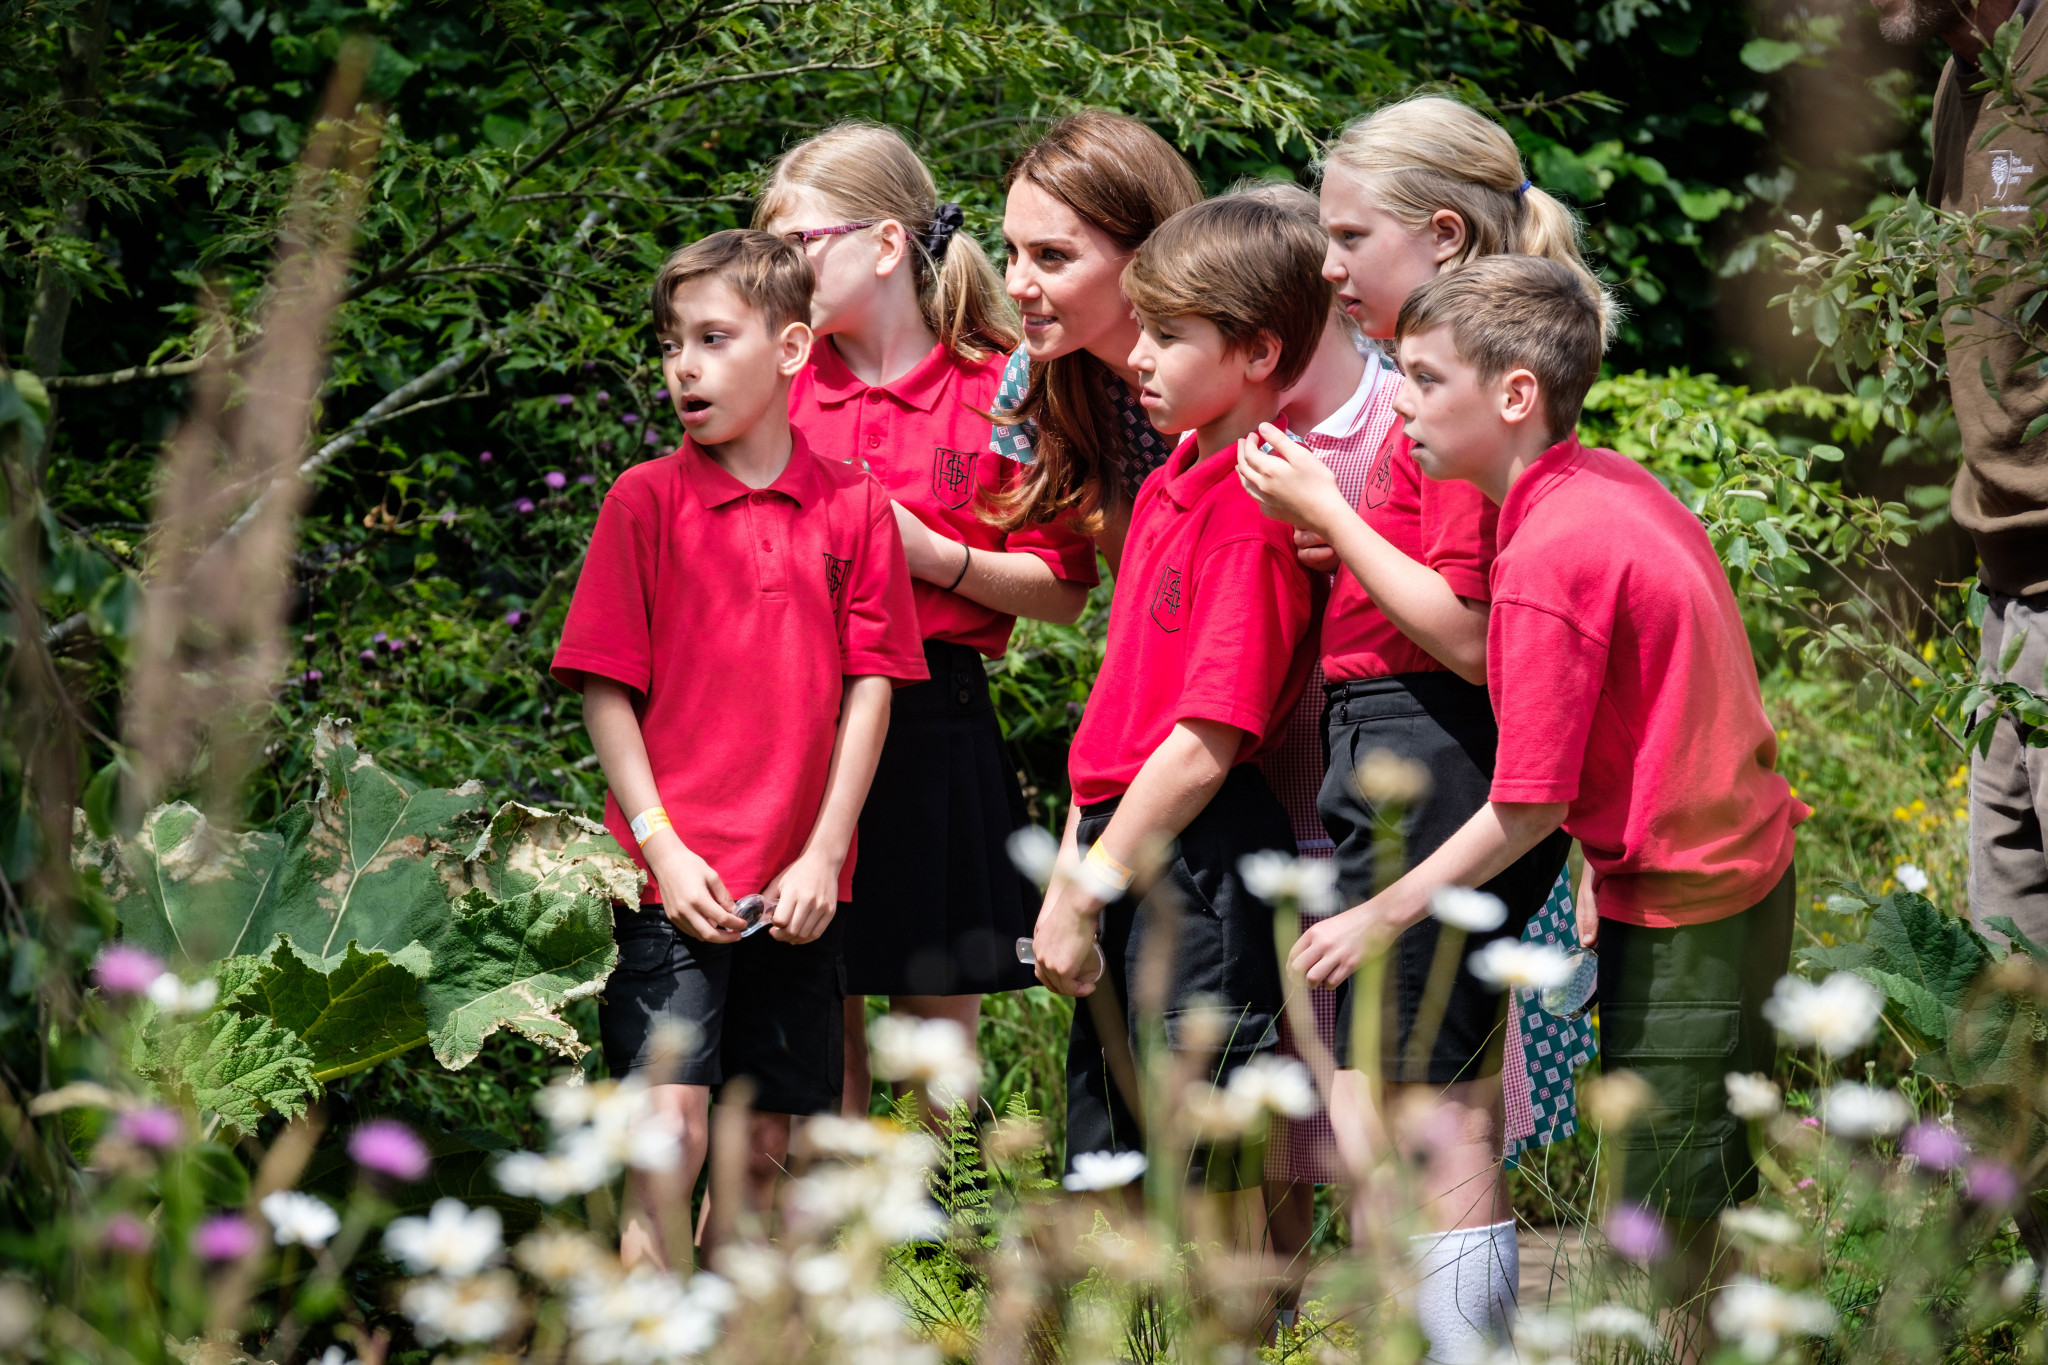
left=553, top=229, right=927, bottom=1266
left=1289, top=253, right=1805, bottom=1342
left=1031, top=196, right=1326, bottom=1197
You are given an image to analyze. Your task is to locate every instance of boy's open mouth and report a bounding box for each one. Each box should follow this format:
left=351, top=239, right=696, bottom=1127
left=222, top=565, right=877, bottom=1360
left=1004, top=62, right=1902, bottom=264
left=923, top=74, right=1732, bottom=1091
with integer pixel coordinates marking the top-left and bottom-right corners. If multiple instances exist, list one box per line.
left=680, top=398, right=711, bottom=413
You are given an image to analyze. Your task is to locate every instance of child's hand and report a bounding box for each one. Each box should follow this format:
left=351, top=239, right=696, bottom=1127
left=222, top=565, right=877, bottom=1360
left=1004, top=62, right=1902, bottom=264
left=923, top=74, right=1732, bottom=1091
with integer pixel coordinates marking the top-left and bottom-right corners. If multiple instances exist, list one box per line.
left=1293, top=527, right=1340, bottom=573
left=1032, top=886, right=1105, bottom=997
left=891, top=501, right=964, bottom=584
left=1288, top=903, right=1394, bottom=988
left=646, top=840, right=745, bottom=942
left=763, top=851, right=840, bottom=944
left=1236, top=423, right=1348, bottom=534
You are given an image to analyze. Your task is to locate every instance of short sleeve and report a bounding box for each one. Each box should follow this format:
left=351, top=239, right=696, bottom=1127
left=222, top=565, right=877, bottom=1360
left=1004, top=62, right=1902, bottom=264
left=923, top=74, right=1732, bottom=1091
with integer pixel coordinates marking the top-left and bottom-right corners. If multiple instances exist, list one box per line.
left=1006, top=513, right=1100, bottom=586
left=843, top=484, right=932, bottom=685
left=551, top=489, right=655, bottom=694
left=1176, top=538, right=1312, bottom=747
left=1418, top=470, right=1498, bottom=603
left=1486, top=598, right=1609, bottom=804
left=988, top=347, right=1039, bottom=460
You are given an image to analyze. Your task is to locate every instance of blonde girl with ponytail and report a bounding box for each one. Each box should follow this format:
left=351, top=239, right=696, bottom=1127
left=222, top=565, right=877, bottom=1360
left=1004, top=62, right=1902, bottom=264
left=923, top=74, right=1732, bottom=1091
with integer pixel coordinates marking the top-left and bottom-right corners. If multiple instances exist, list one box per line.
left=757, top=123, right=1101, bottom=1114
left=1234, top=95, right=1611, bottom=1362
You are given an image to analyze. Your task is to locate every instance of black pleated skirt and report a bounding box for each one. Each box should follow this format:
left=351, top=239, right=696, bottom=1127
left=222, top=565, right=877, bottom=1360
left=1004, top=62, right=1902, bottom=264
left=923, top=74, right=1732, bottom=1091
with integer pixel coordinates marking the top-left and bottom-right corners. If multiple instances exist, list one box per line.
left=845, top=639, right=1040, bottom=997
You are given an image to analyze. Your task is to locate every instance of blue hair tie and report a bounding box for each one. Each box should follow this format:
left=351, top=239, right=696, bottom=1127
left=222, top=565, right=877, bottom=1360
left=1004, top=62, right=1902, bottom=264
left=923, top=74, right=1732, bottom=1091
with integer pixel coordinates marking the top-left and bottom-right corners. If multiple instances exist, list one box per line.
left=1516, top=179, right=1533, bottom=198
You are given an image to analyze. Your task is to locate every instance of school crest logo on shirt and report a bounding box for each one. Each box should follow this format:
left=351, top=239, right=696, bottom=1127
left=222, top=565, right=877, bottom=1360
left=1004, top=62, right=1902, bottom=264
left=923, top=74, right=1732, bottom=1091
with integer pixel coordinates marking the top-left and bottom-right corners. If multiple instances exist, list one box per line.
left=1149, top=563, right=1184, bottom=633
left=931, top=446, right=976, bottom=510
left=1361, top=444, right=1394, bottom=510
left=823, top=552, right=852, bottom=604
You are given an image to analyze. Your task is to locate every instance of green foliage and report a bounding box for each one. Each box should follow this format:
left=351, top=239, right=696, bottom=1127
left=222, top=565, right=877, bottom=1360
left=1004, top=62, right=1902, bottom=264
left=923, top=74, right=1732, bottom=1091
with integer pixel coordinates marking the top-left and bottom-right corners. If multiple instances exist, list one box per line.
left=79, top=719, right=634, bottom=1134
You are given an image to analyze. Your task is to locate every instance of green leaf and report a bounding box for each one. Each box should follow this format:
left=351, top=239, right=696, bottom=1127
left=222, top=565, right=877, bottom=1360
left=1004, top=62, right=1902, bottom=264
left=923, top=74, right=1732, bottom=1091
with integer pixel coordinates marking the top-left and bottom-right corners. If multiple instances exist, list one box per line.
left=152, top=1010, right=318, bottom=1139
left=225, top=937, right=434, bottom=1081
left=1864, top=892, right=1988, bottom=1025
left=1739, top=37, right=1804, bottom=72
left=76, top=804, right=288, bottom=964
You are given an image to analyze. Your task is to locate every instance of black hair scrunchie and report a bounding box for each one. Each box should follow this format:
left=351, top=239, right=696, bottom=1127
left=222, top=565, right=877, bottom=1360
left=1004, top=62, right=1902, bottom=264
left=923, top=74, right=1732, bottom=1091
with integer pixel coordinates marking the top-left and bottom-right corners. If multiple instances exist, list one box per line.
left=922, top=202, right=965, bottom=260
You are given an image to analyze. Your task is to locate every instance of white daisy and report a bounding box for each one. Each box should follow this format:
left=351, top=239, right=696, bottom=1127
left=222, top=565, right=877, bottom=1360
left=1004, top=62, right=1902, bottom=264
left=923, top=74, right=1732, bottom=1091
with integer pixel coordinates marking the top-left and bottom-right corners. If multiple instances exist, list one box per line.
left=1429, top=886, right=1508, bottom=933
left=384, top=1199, right=503, bottom=1277
left=1724, top=1071, right=1783, bottom=1119
left=1819, top=1082, right=1913, bottom=1138
left=259, top=1190, right=339, bottom=1248
left=1467, top=939, right=1574, bottom=991
left=1064, top=1149, right=1148, bottom=1192
left=399, top=1271, right=520, bottom=1345
left=1710, top=1277, right=1835, bottom=1361
left=1237, top=852, right=1339, bottom=914
left=1763, top=972, right=1883, bottom=1057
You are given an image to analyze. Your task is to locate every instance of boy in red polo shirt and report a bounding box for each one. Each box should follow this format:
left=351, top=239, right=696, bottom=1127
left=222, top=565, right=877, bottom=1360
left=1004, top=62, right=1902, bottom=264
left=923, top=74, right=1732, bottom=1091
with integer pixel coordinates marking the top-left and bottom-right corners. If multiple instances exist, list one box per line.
left=1284, top=253, right=1805, bottom=1319
left=1030, top=196, right=1323, bottom=1195
left=551, top=230, right=926, bottom=1268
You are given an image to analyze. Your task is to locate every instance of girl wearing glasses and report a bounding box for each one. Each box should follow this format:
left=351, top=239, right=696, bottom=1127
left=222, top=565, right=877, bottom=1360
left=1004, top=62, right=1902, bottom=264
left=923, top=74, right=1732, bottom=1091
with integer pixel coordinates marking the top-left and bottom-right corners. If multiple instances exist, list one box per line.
left=757, top=123, right=1099, bottom=1114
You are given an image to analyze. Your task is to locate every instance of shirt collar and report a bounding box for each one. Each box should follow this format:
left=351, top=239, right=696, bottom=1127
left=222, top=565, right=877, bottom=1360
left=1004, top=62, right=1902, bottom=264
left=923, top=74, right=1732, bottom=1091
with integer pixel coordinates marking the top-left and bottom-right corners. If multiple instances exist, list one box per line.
left=1310, top=350, right=1386, bottom=439
left=1160, top=433, right=1242, bottom=511
left=807, top=338, right=952, bottom=413
left=1495, top=433, right=1587, bottom=549
left=679, top=428, right=822, bottom=509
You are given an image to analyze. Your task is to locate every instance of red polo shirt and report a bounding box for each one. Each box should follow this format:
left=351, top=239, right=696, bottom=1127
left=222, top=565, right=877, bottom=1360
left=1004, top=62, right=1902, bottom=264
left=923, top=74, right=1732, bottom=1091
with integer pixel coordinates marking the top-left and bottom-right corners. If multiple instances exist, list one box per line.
left=551, top=433, right=928, bottom=904
left=1069, top=435, right=1318, bottom=808
left=1320, top=423, right=1497, bottom=680
left=790, top=339, right=1099, bottom=658
left=1486, top=435, right=1808, bottom=927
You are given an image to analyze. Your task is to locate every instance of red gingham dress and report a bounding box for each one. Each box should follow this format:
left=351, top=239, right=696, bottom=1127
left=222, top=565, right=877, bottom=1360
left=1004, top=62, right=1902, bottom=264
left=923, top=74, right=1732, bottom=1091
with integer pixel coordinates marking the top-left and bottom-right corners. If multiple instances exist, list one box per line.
left=1259, top=352, right=1401, bottom=1186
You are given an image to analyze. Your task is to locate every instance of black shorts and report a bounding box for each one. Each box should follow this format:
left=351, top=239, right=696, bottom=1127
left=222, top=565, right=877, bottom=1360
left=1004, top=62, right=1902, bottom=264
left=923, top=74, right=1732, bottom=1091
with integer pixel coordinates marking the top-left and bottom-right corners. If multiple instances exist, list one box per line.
left=1322, top=674, right=1571, bottom=1081
left=1064, top=765, right=1290, bottom=1192
left=1598, top=864, right=1795, bottom=1219
left=599, top=906, right=847, bottom=1115
left=846, top=640, right=1038, bottom=997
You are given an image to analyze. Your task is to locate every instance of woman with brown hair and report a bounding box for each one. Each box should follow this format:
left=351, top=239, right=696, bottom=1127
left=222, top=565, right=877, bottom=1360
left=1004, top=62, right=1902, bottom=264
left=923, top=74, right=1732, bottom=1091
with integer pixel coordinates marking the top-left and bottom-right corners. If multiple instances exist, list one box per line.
left=986, top=110, right=1204, bottom=567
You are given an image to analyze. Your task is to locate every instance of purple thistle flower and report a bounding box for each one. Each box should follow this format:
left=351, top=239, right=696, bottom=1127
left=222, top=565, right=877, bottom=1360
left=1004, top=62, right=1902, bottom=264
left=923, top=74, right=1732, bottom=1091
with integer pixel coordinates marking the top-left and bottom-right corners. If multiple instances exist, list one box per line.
left=358, top=649, right=377, bottom=663
left=621, top=412, right=639, bottom=424
left=645, top=431, right=662, bottom=446
left=598, top=439, right=614, bottom=454
left=387, top=639, right=406, bottom=655
left=578, top=473, right=596, bottom=485
left=1604, top=1203, right=1670, bottom=1264
left=192, top=1214, right=261, bottom=1261
left=555, top=394, right=574, bottom=406
left=93, top=944, right=164, bottom=996
left=302, top=669, right=323, bottom=684
left=1903, top=1121, right=1969, bottom=1171
left=103, top=1213, right=150, bottom=1254
left=515, top=498, right=536, bottom=515
left=348, top=1119, right=430, bottom=1181
left=504, top=610, right=526, bottom=628
left=583, top=360, right=598, bottom=372
left=479, top=450, right=494, bottom=465
left=372, top=632, right=387, bottom=644
left=119, top=1107, right=184, bottom=1150
left=596, top=391, right=610, bottom=403
left=440, top=508, right=457, bottom=527
left=543, top=471, right=567, bottom=490
left=654, top=388, right=668, bottom=400
left=1967, top=1161, right=2021, bottom=1206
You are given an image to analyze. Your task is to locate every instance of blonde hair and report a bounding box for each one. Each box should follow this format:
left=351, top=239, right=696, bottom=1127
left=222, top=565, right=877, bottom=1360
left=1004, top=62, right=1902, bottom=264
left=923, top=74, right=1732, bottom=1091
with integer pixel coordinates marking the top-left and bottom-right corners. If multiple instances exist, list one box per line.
left=1396, top=255, right=1606, bottom=440
left=1325, top=95, right=1616, bottom=337
left=755, top=122, right=1017, bottom=362
left=1123, top=197, right=1330, bottom=392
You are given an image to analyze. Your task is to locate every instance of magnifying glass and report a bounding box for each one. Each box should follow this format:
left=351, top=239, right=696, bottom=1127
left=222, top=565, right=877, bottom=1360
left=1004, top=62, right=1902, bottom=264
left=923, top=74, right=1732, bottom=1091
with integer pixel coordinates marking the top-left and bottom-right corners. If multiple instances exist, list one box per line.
left=735, top=894, right=774, bottom=939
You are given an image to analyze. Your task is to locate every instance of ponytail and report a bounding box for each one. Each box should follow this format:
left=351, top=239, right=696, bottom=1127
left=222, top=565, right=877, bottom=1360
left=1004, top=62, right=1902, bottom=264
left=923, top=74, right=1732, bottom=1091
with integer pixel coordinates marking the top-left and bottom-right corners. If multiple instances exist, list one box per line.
left=1324, top=96, right=1619, bottom=339
left=755, top=121, right=1019, bottom=362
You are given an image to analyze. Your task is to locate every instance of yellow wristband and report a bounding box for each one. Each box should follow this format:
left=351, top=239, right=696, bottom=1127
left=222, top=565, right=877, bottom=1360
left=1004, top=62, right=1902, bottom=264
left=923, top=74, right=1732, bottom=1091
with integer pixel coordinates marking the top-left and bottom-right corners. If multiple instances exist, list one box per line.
left=629, top=807, right=672, bottom=846
left=1074, top=840, right=1134, bottom=903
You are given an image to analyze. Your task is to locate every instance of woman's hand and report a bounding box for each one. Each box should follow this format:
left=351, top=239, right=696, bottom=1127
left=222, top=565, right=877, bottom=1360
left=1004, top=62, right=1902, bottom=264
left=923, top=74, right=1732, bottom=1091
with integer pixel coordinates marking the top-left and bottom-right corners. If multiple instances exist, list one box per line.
left=1236, top=423, right=1350, bottom=535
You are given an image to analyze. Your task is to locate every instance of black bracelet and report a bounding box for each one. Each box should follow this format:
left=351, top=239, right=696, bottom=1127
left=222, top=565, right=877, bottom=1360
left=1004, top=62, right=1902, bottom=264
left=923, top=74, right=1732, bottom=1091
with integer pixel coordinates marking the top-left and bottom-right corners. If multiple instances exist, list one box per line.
left=945, top=542, right=972, bottom=592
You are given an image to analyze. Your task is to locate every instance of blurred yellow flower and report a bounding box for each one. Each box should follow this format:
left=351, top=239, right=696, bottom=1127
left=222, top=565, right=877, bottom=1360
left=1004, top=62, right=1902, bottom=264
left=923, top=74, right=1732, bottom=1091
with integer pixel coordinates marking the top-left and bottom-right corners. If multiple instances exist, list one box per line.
left=1892, top=806, right=1911, bottom=821
left=1948, top=764, right=1969, bottom=789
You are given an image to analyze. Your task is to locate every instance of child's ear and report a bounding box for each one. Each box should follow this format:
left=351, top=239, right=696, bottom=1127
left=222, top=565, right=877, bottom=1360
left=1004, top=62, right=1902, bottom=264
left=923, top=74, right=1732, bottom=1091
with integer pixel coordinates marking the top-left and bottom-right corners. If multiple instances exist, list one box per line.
left=777, top=320, right=814, bottom=377
left=1428, top=209, right=1468, bottom=267
left=1243, top=330, right=1284, bottom=386
left=1498, top=367, right=1542, bottom=427
left=872, top=219, right=910, bottom=279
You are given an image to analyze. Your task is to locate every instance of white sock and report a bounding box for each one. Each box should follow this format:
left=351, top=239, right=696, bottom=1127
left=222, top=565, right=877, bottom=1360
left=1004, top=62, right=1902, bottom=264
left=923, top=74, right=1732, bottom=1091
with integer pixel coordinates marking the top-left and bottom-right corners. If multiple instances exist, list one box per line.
left=1408, top=1219, right=1520, bottom=1364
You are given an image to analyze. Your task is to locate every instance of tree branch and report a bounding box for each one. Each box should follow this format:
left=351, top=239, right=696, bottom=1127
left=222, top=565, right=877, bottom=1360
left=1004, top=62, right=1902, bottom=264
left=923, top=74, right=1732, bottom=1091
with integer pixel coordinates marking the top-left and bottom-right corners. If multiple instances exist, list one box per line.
left=43, top=355, right=209, bottom=390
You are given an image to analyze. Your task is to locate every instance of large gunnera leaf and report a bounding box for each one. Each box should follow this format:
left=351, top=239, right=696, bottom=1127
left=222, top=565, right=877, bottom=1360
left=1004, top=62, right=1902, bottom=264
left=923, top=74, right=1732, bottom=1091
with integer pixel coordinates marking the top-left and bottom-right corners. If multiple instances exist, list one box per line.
left=80, top=719, right=637, bottom=1119
left=150, top=1009, right=319, bottom=1138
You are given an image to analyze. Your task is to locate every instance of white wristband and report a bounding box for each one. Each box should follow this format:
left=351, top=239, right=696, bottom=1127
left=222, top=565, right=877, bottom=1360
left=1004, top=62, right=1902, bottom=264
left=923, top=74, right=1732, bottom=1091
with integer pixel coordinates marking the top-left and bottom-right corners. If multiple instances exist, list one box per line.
left=629, top=807, right=672, bottom=846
